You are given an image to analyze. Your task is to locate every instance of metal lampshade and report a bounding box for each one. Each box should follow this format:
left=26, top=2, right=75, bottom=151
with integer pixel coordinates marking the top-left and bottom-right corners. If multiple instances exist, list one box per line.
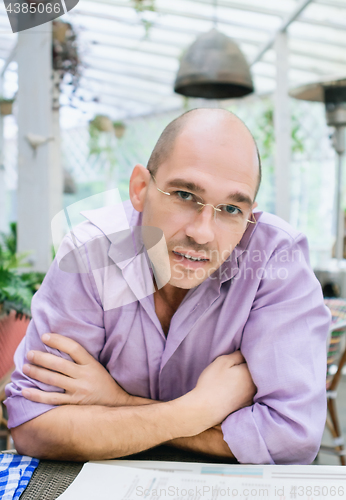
left=290, top=76, right=346, bottom=262
left=174, top=28, right=254, bottom=99
left=290, top=76, right=346, bottom=127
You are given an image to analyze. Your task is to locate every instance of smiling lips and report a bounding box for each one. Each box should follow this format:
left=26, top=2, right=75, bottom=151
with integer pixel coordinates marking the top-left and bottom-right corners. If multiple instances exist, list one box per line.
left=172, top=250, right=209, bottom=263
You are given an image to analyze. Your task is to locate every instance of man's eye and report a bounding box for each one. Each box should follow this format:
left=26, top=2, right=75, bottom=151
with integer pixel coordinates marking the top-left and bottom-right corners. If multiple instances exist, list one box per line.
left=176, top=191, right=194, bottom=201
left=221, top=205, right=242, bottom=215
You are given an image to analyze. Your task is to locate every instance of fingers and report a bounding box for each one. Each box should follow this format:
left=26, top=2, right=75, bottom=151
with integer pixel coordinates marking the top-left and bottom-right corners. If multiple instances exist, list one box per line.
left=41, top=333, right=94, bottom=365
left=26, top=350, right=78, bottom=379
left=227, top=350, right=245, bottom=365
left=216, top=350, right=245, bottom=367
left=23, top=363, right=75, bottom=392
left=22, top=387, right=72, bottom=406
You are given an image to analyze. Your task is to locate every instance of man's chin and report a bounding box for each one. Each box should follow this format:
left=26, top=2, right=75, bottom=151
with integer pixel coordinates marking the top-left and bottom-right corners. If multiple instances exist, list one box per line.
left=168, top=266, right=219, bottom=289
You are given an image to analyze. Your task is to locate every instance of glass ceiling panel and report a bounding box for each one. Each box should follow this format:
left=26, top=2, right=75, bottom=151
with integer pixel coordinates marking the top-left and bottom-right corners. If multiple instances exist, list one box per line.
left=0, top=0, right=345, bottom=119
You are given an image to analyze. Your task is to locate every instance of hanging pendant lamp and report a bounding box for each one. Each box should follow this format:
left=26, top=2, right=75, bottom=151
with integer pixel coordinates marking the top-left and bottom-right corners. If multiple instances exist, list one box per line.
left=174, top=28, right=254, bottom=99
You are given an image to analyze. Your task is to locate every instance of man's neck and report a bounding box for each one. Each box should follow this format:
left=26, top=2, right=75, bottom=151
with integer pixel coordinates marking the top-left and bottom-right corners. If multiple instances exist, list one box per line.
left=154, top=283, right=189, bottom=336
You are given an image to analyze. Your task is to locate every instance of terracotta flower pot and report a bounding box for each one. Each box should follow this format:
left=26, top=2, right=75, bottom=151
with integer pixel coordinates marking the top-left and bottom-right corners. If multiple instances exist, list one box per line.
left=0, top=311, right=30, bottom=380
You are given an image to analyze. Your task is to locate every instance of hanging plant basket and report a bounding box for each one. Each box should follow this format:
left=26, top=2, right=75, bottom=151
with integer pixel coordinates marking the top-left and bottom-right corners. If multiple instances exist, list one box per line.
left=132, top=0, right=156, bottom=13
left=53, top=21, right=69, bottom=43
left=113, top=121, right=126, bottom=139
left=52, top=20, right=80, bottom=100
left=90, top=115, right=113, bottom=133
left=0, top=99, right=14, bottom=116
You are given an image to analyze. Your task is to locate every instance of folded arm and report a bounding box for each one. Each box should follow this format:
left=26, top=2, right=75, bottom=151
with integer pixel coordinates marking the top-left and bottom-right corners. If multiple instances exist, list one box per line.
left=12, top=338, right=255, bottom=460
left=221, top=235, right=331, bottom=464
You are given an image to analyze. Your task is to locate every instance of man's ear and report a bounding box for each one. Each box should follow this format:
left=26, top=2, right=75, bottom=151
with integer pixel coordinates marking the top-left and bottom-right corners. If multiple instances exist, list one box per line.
left=129, top=164, right=151, bottom=212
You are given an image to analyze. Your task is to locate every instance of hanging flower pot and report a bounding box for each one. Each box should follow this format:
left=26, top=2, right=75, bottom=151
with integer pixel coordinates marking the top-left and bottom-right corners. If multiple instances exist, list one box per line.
left=113, top=121, right=126, bottom=139
left=0, top=99, right=14, bottom=116
left=53, top=21, right=70, bottom=44
left=90, top=115, right=113, bottom=133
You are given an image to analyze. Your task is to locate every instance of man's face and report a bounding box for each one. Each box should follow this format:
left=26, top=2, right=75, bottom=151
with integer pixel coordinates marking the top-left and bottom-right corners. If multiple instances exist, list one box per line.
left=140, top=116, right=259, bottom=290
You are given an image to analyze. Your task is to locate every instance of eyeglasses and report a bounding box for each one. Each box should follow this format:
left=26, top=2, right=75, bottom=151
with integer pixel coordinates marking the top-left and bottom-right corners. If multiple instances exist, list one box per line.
left=149, top=171, right=256, bottom=233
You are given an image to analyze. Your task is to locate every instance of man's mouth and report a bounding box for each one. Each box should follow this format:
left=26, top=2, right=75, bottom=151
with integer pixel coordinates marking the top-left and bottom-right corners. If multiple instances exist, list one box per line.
left=172, top=250, right=209, bottom=262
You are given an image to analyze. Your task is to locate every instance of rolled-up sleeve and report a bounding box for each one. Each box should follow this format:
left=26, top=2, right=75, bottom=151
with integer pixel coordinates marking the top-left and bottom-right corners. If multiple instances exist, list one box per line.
left=221, top=234, right=331, bottom=464
left=5, top=233, right=105, bottom=429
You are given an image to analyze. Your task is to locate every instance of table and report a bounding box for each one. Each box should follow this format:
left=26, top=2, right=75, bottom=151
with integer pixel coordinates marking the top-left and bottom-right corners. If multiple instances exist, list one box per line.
left=12, top=446, right=238, bottom=500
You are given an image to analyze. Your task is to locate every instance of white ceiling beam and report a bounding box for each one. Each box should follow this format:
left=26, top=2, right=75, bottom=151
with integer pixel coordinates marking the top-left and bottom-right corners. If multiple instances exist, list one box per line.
left=172, top=0, right=286, bottom=18
left=81, top=76, right=171, bottom=98
left=74, top=7, right=346, bottom=55
left=83, top=53, right=177, bottom=74
left=84, top=45, right=341, bottom=80
left=80, top=0, right=346, bottom=32
left=88, top=37, right=346, bottom=68
left=315, top=0, right=346, bottom=7
left=83, top=63, right=173, bottom=85
left=70, top=7, right=270, bottom=34
left=71, top=94, right=135, bottom=111
left=252, top=0, right=315, bottom=65
left=78, top=86, right=159, bottom=105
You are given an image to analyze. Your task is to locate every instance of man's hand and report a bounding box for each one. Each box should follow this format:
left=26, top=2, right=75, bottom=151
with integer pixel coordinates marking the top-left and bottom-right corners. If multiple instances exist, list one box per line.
left=22, top=334, right=256, bottom=425
left=16, top=336, right=257, bottom=460
left=22, top=333, right=132, bottom=407
left=185, top=352, right=256, bottom=430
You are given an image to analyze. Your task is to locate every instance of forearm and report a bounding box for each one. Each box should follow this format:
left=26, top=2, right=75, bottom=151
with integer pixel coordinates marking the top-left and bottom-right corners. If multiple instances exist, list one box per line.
left=167, top=425, right=234, bottom=458
left=125, top=398, right=234, bottom=459
left=11, top=393, right=208, bottom=461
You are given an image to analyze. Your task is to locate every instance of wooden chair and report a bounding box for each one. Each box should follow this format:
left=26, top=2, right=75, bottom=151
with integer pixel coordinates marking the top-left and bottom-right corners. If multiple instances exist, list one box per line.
left=320, top=298, right=346, bottom=465
left=0, top=311, right=30, bottom=449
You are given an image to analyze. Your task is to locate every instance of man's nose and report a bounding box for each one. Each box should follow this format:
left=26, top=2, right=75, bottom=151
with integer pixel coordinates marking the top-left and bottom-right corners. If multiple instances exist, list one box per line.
left=185, top=205, right=216, bottom=245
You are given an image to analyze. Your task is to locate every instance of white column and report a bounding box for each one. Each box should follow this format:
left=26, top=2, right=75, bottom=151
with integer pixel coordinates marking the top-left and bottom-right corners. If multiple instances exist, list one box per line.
left=17, top=24, right=62, bottom=272
left=0, top=72, right=7, bottom=233
left=0, top=115, right=6, bottom=233
left=274, top=31, right=291, bottom=223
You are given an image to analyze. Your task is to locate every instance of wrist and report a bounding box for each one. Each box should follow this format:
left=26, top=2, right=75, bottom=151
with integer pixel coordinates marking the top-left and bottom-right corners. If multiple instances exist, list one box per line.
left=168, top=391, right=213, bottom=438
left=126, top=395, right=159, bottom=406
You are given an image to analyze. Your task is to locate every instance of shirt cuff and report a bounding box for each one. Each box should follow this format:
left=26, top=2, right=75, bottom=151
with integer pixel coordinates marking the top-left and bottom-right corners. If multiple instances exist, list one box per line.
left=4, top=395, right=56, bottom=429
left=221, top=406, right=275, bottom=465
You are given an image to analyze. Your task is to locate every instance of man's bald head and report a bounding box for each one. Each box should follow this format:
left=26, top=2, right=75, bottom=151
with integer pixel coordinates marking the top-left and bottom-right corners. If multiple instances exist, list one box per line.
left=147, top=108, right=261, bottom=199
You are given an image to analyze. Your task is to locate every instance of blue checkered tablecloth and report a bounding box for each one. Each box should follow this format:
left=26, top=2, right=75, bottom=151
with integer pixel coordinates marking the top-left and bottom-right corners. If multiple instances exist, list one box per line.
left=0, top=454, right=39, bottom=500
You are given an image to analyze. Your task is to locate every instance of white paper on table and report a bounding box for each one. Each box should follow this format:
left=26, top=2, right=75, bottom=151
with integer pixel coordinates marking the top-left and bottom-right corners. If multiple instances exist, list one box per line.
left=93, top=459, right=346, bottom=481
left=56, top=461, right=346, bottom=500
left=56, top=463, right=277, bottom=500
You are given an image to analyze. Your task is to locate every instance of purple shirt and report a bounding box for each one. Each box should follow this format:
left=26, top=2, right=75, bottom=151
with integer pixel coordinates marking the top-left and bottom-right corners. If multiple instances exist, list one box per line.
left=5, top=200, right=330, bottom=465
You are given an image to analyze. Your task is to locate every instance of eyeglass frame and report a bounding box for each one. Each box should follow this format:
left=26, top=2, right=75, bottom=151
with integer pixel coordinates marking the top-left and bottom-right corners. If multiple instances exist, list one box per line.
left=148, top=170, right=257, bottom=227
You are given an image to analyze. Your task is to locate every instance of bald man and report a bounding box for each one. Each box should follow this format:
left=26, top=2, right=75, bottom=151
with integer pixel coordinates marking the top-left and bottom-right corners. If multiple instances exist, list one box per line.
left=6, top=109, right=330, bottom=465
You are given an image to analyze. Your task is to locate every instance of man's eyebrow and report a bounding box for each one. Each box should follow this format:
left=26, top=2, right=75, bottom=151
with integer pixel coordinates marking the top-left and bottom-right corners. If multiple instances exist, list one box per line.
left=165, top=178, right=253, bottom=207
left=226, top=192, right=253, bottom=207
left=165, top=178, right=206, bottom=194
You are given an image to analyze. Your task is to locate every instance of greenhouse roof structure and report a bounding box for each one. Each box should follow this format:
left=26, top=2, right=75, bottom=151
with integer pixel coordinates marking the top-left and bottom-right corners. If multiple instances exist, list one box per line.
left=0, top=0, right=346, bottom=120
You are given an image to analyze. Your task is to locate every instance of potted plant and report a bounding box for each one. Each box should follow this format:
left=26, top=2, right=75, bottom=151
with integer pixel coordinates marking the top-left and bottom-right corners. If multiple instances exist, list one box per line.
left=132, top=0, right=156, bottom=35
left=53, top=21, right=69, bottom=44
left=0, top=246, right=32, bottom=383
left=90, top=115, right=113, bottom=133
left=0, top=98, right=14, bottom=116
left=52, top=20, right=81, bottom=102
left=132, top=0, right=156, bottom=13
left=113, top=120, right=126, bottom=139
left=0, top=223, right=45, bottom=320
